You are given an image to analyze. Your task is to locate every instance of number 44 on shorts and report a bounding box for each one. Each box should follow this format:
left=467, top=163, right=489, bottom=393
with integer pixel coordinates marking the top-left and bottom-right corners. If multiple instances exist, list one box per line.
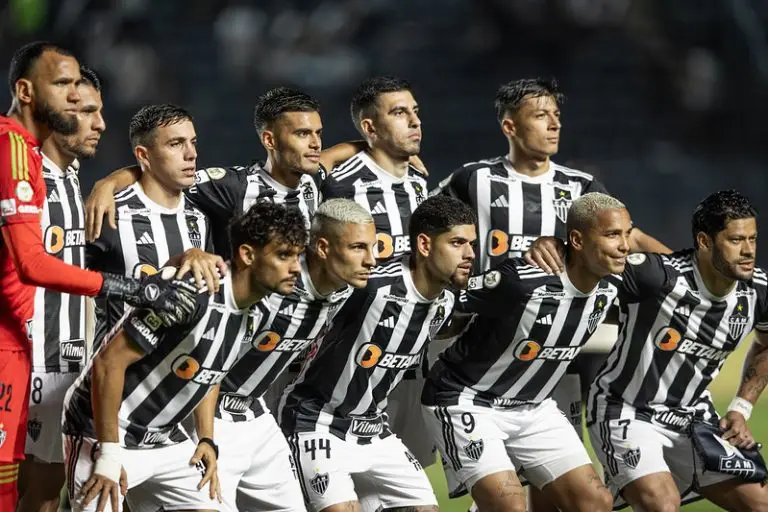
left=304, top=438, right=331, bottom=460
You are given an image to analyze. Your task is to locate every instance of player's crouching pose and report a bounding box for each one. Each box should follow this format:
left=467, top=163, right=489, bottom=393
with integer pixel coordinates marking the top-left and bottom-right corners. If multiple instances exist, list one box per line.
left=588, top=190, right=768, bottom=511
left=422, top=193, right=626, bottom=512
left=61, top=202, right=307, bottom=512
left=279, top=195, right=476, bottom=512
left=212, top=199, right=376, bottom=512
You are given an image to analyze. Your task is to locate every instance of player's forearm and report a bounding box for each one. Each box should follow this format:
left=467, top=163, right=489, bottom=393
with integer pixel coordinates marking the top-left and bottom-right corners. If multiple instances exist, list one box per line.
left=91, top=334, right=131, bottom=443
left=193, top=384, right=219, bottom=440
left=2, top=222, right=104, bottom=294
left=629, top=229, right=672, bottom=254
left=737, top=333, right=768, bottom=404
left=93, top=165, right=141, bottom=194
left=319, top=140, right=366, bottom=172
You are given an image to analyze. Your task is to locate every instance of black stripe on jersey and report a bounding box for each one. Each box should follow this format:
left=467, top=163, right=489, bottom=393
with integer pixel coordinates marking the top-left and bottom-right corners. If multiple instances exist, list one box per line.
left=521, top=182, right=543, bottom=236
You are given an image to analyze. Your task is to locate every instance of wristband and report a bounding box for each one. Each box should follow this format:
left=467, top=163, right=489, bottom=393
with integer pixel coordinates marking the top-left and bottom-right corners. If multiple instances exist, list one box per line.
left=727, top=397, right=753, bottom=421
left=198, top=437, right=219, bottom=459
left=93, top=442, right=122, bottom=483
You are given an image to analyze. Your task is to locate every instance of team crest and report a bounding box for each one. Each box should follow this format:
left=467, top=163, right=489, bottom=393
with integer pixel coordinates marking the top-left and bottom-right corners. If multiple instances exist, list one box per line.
left=302, top=182, right=315, bottom=202
left=186, top=215, right=202, bottom=249
left=727, top=298, right=750, bottom=340
left=309, top=472, right=329, bottom=495
left=622, top=447, right=641, bottom=469
left=552, top=186, right=573, bottom=223
left=484, top=270, right=501, bottom=289
left=587, top=294, right=609, bottom=334
left=429, top=305, right=446, bottom=339
left=465, top=439, right=484, bottom=461
left=205, top=167, right=227, bottom=180
left=27, top=418, right=42, bottom=442
left=0, top=423, right=6, bottom=447
left=413, top=182, right=425, bottom=204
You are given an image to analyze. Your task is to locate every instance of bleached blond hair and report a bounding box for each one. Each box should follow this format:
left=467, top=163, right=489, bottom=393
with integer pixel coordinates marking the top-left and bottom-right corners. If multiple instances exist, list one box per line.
left=566, top=192, right=627, bottom=233
left=310, top=198, right=374, bottom=245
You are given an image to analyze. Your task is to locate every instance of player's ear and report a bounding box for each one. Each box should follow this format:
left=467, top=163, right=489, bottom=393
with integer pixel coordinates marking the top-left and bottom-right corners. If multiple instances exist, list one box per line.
left=238, top=244, right=256, bottom=266
left=415, top=232, right=431, bottom=258
left=261, top=129, right=276, bottom=152
left=501, top=116, right=516, bottom=138
left=314, top=236, right=330, bottom=260
left=359, top=118, right=375, bottom=141
left=133, top=145, right=150, bottom=172
left=568, top=229, right=584, bottom=251
left=696, top=231, right=713, bottom=252
left=14, top=79, right=33, bottom=105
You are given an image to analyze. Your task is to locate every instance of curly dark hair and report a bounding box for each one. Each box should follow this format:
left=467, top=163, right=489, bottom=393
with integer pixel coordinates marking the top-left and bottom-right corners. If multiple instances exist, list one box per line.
left=409, top=195, right=477, bottom=250
left=253, top=87, right=320, bottom=134
left=129, top=103, right=193, bottom=148
left=494, top=78, right=564, bottom=122
left=229, top=201, right=308, bottom=255
left=350, top=76, right=411, bottom=133
left=692, top=190, right=758, bottom=248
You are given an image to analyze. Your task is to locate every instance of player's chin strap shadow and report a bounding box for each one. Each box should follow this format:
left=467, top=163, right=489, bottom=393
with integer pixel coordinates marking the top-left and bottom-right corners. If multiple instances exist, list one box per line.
left=690, top=419, right=768, bottom=488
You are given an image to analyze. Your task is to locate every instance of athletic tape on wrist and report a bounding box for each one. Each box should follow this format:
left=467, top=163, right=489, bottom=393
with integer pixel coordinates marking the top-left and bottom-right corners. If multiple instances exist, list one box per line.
left=93, top=442, right=122, bottom=483
left=727, top=397, right=753, bottom=421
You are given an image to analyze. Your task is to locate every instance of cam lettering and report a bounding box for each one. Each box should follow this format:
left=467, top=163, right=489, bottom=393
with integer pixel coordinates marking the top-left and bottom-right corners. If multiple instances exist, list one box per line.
left=129, top=316, right=159, bottom=346
left=376, top=233, right=410, bottom=259
left=720, top=456, right=755, bottom=472
left=44, top=226, right=85, bottom=254
left=487, top=230, right=537, bottom=257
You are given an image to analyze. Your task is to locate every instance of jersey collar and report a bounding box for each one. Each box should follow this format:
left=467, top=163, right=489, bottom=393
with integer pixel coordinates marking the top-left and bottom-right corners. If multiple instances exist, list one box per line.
left=502, top=156, right=557, bottom=184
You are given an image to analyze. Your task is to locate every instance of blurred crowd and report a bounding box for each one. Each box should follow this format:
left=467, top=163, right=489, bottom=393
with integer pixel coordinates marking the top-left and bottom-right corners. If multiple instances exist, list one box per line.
left=1, top=0, right=767, bottom=261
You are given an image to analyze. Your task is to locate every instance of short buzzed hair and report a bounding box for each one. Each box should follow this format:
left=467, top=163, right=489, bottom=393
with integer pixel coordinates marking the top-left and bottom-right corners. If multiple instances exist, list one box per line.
left=8, top=41, right=76, bottom=95
left=310, top=199, right=374, bottom=246
left=129, top=104, right=193, bottom=148
left=566, top=192, right=626, bottom=234
left=350, top=76, right=411, bottom=133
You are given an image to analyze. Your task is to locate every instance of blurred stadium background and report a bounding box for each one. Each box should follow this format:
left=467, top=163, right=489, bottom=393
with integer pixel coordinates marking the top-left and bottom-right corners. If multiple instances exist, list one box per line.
left=2, top=1, right=767, bottom=510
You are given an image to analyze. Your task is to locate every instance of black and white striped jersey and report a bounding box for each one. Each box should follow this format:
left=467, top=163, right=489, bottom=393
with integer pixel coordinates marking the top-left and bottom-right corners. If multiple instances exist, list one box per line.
left=423, top=258, right=618, bottom=408
left=87, top=183, right=211, bottom=349
left=279, top=257, right=454, bottom=442
left=62, top=272, right=255, bottom=448
left=217, top=255, right=352, bottom=422
left=588, top=250, right=768, bottom=429
left=433, top=157, right=607, bottom=272
left=322, top=151, right=427, bottom=262
left=187, top=163, right=321, bottom=258
left=31, top=154, right=87, bottom=372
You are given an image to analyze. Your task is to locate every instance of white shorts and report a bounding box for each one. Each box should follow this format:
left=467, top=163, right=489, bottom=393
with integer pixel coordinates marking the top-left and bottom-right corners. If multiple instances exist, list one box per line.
left=386, top=376, right=436, bottom=468
left=63, top=435, right=222, bottom=511
left=423, top=398, right=591, bottom=497
left=216, top=414, right=306, bottom=512
left=26, top=371, right=78, bottom=463
left=588, top=417, right=732, bottom=506
left=287, top=431, right=437, bottom=511
left=551, top=373, right=583, bottom=440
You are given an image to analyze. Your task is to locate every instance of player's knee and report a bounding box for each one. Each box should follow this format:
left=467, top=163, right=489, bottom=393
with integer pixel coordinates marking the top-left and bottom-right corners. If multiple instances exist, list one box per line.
left=628, top=488, right=680, bottom=512
left=579, top=485, right=613, bottom=512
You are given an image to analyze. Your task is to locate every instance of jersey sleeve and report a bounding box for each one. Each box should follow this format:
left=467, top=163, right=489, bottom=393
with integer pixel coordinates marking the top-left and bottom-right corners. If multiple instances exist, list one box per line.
left=615, top=252, right=670, bottom=303
left=320, top=174, right=350, bottom=201
left=121, top=280, right=209, bottom=354
left=85, top=221, right=119, bottom=271
left=455, top=261, right=524, bottom=317
left=430, top=166, right=473, bottom=204
left=184, top=167, right=246, bottom=220
left=755, top=270, right=768, bottom=332
left=0, top=131, right=45, bottom=226
left=584, top=178, right=609, bottom=195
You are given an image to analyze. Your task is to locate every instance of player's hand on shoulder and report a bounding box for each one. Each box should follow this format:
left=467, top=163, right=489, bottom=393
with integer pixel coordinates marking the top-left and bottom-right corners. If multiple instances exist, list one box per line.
left=175, top=248, right=227, bottom=294
left=720, top=410, right=757, bottom=449
left=524, top=236, right=566, bottom=275
left=85, top=178, right=118, bottom=242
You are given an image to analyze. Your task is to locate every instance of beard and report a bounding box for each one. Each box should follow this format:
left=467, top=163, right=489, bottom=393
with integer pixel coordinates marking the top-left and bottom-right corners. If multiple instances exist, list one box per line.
left=60, top=137, right=97, bottom=160
left=32, top=98, right=78, bottom=135
left=712, top=245, right=753, bottom=281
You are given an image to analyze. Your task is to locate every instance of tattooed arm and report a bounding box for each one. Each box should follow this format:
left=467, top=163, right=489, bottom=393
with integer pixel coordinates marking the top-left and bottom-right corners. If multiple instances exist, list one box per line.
left=720, top=331, right=768, bottom=448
